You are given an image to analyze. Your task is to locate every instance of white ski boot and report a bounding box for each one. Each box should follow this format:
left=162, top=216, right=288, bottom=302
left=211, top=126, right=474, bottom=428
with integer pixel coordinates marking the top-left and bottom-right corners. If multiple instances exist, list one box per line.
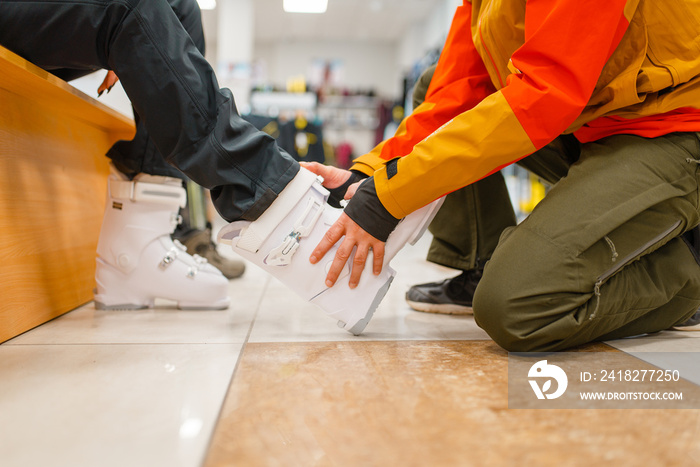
left=217, top=168, right=443, bottom=334
left=95, top=172, right=230, bottom=310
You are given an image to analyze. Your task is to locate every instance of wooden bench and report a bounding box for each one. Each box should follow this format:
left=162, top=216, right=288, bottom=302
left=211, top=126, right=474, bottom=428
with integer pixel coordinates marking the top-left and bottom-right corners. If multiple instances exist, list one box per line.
left=0, top=46, right=135, bottom=343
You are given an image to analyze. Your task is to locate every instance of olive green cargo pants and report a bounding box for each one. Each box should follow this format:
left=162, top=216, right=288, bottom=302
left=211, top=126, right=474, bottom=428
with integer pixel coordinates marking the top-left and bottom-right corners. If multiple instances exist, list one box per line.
left=474, top=132, right=700, bottom=351
left=412, top=67, right=700, bottom=352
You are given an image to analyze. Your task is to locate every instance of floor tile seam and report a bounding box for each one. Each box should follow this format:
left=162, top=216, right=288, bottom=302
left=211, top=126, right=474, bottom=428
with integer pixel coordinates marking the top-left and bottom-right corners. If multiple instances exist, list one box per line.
left=604, top=341, right=649, bottom=354
left=199, top=273, right=271, bottom=467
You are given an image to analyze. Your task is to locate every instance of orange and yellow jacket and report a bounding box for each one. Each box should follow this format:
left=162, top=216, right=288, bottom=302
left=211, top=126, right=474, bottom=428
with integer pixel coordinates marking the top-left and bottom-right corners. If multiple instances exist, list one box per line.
left=351, top=0, right=700, bottom=219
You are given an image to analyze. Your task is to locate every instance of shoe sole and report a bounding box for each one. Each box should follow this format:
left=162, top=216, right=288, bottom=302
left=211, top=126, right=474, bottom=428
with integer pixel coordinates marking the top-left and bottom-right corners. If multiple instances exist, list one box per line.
left=671, top=324, right=700, bottom=331
left=406, top=299, right=473, bottom=315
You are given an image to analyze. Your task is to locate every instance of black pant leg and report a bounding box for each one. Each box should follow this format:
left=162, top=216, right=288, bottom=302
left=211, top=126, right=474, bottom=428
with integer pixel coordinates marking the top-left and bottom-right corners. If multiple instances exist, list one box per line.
left=107, top=0, right=205, bottom=179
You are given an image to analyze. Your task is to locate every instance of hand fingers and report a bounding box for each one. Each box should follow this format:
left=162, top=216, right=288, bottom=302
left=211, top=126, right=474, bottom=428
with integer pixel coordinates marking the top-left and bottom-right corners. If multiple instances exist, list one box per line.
left=299, top=161, right=321, bottom=174
left=310, top=213, right=384, bottom=288
left=97, top=71, right=119, bottom=95
left=348, top=239, right=385, bottom=287
left=371, top=242, right=385, bottom=276
left=310, top=219, right=345, bottom=266
left=344, top=181, right=362, bottom=200
left=300, top=161, right=333, bottom=183
left=326, top=240, right=354, bottom=287
left=300, top=162, right=351, bottom=189
left=348, top=244, right=369, bottom=288
left=106, top=70, right=119, bottom=86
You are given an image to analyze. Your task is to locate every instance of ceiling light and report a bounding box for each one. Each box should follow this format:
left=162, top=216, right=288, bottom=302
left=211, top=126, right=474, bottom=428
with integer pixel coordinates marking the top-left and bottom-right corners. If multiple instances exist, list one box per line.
left=197, top=0, right=216, bottom=10
left=283, top=0, right=328, bottom=14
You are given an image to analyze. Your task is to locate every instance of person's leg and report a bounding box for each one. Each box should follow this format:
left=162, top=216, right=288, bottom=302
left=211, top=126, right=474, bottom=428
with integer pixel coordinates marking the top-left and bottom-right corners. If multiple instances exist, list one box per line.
left=473, top=132, right=700, bottom=352
left=0, top=0, right=298, bottom=222
left=405, top=64, right=518, bottom=314
left=107, top=0, right=205, bottom=179
left=426, top=174, right=517, bottom=271
left=18, top=0, right=245, bottom=284
left=406, top=175, right=517, bottom=314
left=123, top=0, right=244, bottom=279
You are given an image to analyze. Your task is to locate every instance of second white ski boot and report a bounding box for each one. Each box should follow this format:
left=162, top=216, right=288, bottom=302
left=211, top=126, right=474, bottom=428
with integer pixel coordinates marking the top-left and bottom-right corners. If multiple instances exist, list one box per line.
left=217, top=167, right=443, bottom=334
left=95, top=173, right=230, bottom=310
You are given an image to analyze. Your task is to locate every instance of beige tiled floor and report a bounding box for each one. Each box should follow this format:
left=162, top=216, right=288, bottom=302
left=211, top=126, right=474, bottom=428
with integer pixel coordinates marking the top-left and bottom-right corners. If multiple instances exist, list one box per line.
left=205, top=341, right=700, bottom=467
left=2, top=233, right=700, bottom=467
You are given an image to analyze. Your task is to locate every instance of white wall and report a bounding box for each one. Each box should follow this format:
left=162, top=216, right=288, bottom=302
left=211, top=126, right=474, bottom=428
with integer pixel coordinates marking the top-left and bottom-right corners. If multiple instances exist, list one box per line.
left=254, top=40, right=400, bottom=99
left=398, top=0, right=460, bottom=70
left=69, top=74, right=133, bottom=119
left=216, top=0, right=254, bottom=109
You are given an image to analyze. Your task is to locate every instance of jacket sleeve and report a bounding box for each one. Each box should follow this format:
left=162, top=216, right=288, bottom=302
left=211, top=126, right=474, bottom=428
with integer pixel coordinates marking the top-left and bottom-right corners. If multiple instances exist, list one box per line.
left=351, top=2, right=495, bottom=178
left=352, top=0, right=636, bottom=219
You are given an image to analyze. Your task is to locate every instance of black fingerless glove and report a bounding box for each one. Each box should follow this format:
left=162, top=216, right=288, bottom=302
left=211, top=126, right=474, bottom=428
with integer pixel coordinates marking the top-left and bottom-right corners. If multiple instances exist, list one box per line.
left=327, top=170, right=368, bottom=208
left=343, top=177, right=401, bottom=242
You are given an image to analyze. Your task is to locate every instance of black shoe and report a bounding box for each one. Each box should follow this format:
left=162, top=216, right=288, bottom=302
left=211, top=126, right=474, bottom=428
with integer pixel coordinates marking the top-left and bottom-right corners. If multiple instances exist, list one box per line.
left=672, top=308, right=700, bottom=331
left=405, top=269, right=482, bottom=315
